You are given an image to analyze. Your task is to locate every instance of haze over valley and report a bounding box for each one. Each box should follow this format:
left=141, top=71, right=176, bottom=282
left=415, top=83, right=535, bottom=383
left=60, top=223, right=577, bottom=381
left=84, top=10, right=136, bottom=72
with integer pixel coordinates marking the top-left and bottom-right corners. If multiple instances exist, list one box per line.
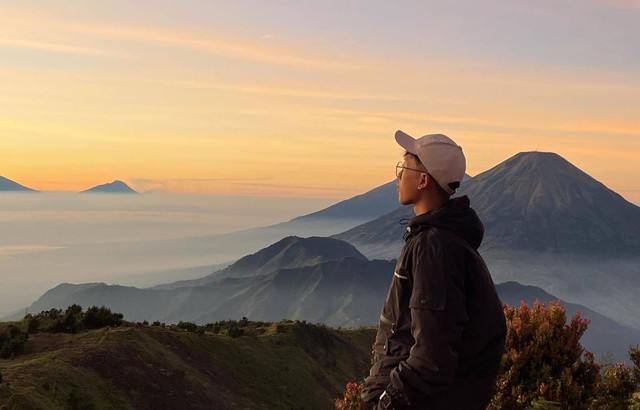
left=0, top=191, right=337, bottom=314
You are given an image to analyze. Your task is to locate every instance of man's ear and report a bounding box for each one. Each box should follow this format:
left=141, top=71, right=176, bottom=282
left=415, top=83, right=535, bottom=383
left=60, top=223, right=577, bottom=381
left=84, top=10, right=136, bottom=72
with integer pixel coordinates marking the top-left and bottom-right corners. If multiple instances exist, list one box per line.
left=417, top=173, right=429, bottom=190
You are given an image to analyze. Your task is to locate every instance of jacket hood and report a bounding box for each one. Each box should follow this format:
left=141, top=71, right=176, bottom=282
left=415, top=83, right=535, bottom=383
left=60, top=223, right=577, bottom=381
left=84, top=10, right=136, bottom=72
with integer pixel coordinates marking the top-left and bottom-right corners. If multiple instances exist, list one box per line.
left=407, top=195, right=484, bottom=250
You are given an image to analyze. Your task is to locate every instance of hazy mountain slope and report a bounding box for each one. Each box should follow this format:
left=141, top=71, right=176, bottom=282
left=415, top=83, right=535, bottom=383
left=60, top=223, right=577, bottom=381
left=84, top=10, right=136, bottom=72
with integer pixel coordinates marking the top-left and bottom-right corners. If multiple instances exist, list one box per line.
left=171, top=257, right=394, bottom=326
left=0, top=176, right=38, bottom=192
left=81, top=180, right=138, bottom=193
left=0, top=323, right=375, bottom=410
left=485, top=249, right=640, bottom=330
left=291, top=180, right=399, bottom=222
left=155, top=236, right=367, bottom=289
left=26, top=283, right=177, bottom=321
left=27, top=257, right=395, bottom=327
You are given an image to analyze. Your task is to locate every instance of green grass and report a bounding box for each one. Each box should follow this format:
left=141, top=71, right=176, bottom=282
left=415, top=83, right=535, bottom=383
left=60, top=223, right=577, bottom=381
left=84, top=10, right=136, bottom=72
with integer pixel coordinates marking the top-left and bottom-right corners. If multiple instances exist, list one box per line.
left=0, top=321, right=376, bottom=409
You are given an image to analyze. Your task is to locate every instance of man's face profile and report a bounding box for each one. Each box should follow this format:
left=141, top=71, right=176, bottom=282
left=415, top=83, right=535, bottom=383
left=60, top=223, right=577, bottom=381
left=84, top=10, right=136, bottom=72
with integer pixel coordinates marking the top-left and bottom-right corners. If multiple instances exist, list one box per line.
left=397, top=155, right=425, bottom=206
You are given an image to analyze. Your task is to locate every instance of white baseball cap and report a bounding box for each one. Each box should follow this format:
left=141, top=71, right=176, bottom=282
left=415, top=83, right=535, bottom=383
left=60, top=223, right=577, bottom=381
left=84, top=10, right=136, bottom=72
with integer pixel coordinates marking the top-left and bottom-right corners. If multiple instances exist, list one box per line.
left=395, top=130, right=466, bottom=195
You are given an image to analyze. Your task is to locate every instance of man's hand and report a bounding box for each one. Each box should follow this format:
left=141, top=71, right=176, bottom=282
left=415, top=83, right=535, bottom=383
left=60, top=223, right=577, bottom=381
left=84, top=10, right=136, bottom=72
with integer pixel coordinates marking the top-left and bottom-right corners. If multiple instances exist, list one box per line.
left=377, top=386, right=411, bottom=409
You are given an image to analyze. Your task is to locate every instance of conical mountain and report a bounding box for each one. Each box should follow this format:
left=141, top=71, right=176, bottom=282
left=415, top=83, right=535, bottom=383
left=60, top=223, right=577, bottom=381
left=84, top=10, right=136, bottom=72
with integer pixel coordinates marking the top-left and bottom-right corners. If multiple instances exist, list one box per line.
left=81, top=180, right=137, bottom=193
left=460, top=151, right=640, bottom=254
left=334, top=151, right=640, bottom=258
left=155, top=236, right=367, bottom=289
left=0, top=175, right=38, bottom=192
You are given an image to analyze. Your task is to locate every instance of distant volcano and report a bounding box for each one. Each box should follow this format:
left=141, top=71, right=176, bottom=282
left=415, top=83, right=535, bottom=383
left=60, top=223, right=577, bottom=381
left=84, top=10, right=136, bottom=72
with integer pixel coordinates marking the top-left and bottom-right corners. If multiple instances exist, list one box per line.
left=0, top=176, right=39, bottom=192
left=334, top=151, right=640, bottom=257
left=81, top=180, right=138, bottom=194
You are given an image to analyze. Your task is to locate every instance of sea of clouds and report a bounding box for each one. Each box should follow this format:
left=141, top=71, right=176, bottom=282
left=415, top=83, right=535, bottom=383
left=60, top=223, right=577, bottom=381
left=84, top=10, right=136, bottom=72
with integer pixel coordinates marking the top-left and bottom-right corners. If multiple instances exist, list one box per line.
left=0, top=192, right=335, bottom=317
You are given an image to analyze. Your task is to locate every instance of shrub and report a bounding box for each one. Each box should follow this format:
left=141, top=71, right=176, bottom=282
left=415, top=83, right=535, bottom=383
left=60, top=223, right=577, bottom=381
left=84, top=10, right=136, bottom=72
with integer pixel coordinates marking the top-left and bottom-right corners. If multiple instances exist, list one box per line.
left=26, top=317, right=40, bottom=334
left=82, top=306, right=124, bottom=329
left=228, top=326, right=244, bottom=338
left=177, top=321, right=198, bottom=333
left=590, top=345, right=640, bottom=410
left=0, top=325, right=29, bottom=359
left=335, top=382, right=363, bottom=410
left=489, top=301, right=600, bottom=409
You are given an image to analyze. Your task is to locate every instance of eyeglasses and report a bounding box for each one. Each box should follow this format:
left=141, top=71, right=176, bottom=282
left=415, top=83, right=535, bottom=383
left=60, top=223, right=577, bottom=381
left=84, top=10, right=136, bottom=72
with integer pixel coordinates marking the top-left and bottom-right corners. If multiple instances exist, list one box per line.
left=395, top=161, right=426, bottom=178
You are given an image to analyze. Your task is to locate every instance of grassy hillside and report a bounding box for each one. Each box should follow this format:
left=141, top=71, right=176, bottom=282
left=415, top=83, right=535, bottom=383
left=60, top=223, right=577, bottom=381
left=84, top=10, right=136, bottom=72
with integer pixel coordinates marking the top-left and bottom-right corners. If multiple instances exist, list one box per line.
left=0, top=319, right=375, bottom=409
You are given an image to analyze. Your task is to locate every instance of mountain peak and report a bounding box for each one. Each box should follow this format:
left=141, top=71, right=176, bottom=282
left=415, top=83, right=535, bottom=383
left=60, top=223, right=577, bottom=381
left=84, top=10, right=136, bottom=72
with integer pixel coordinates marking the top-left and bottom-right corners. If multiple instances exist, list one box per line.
left=455, top=151, right=640, bottom=254
left=0, top=175, right=39, bottom=192
left=81, top=180, right=138, bottom=194
left=490, top=151, right=595, bottom=182
left=219, top=236, right=368, bottom=279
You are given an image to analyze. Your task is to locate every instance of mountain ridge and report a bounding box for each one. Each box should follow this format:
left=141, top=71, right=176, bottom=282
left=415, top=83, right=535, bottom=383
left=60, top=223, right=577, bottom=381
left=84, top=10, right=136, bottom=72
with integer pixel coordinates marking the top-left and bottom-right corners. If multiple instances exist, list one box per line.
left=22, top=267, right=639, bottom=361
left=0, top=176, right=39, bottom=192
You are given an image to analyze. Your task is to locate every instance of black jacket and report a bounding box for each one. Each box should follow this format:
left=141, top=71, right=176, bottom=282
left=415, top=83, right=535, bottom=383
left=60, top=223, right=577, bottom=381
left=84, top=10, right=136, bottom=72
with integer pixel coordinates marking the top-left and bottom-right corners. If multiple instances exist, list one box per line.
left=362, top=196, right=506, bottom=409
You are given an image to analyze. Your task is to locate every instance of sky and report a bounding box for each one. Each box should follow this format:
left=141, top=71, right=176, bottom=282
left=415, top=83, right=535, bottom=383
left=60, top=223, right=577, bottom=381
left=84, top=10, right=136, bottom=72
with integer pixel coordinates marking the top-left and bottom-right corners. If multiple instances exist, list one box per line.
left=1, top=0, right=639, bottom=203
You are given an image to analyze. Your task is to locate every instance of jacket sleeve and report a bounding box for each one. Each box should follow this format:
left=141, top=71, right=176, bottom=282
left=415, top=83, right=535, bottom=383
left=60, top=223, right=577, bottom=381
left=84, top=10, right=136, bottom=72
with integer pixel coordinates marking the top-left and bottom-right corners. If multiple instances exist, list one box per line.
left=388, top=235, right=469, bottom=404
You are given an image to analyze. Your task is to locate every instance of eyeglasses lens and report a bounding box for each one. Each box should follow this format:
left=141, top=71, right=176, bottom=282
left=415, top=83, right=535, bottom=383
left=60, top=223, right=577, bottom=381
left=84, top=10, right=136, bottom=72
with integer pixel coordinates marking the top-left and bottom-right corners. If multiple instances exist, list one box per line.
left=395, top=161, right=404, bottom=177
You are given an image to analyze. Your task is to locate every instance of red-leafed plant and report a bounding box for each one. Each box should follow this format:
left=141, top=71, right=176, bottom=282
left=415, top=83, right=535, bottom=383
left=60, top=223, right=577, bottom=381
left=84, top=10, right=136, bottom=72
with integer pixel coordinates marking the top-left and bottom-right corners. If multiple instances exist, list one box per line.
left=335, top=382, right=364, bottom=410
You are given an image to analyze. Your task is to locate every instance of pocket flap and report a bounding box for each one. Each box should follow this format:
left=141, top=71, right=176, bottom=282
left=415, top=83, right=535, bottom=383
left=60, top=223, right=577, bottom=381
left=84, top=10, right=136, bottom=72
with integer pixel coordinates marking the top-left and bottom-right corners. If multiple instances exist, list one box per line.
left=409, top=289, right=446, bottom=310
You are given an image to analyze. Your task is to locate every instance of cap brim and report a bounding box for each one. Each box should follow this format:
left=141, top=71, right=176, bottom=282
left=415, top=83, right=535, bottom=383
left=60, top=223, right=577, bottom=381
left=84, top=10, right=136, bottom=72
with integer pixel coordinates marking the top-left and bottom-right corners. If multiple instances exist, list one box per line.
left=395, top=130, right=417, bottom=155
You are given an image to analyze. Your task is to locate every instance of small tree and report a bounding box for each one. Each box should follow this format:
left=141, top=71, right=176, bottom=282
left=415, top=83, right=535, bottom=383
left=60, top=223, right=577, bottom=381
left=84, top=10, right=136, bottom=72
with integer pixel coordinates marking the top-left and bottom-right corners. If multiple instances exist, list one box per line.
left=66, top=304, right=83, bottom=316
left=177, top=321, right=198, bottom=332
left=0, top=325, right=29, bottom=358
left=26, top=317, right=40, bottom=334
left=82, top=306, right=123, bottom=329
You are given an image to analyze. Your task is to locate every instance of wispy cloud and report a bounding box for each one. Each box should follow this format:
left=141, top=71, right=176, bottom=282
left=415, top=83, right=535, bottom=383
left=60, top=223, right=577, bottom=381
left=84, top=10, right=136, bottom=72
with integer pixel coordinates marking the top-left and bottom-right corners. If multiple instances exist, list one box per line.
left=75, top=24, right=362, bottom=70
left=1, top=8, right=362, bottom=71
left=311, top=107, right=640, bottom=138
left=173, top=81, right=418, bottom=102
left=0, top=38, right=136, bottom=59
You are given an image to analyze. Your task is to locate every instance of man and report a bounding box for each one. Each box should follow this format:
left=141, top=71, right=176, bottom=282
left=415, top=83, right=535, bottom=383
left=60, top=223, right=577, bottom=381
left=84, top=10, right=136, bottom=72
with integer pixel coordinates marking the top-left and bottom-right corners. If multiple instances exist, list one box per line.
left=361, top=131, right=506, bottom=410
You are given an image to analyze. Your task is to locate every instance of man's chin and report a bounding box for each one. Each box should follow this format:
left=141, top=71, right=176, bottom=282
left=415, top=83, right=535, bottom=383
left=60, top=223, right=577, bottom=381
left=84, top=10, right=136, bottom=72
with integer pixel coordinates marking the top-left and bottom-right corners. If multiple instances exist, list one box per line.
left=398, top=196, right=411, bottom=206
